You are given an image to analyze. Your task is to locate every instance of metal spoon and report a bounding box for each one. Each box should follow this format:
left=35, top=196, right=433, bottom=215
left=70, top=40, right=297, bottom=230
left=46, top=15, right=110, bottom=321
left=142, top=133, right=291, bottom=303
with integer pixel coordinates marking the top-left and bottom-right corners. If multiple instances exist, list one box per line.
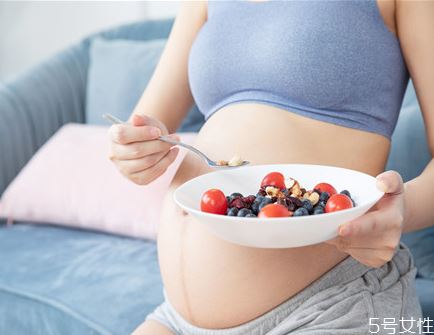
left=102, top=114, right=249, bottom=169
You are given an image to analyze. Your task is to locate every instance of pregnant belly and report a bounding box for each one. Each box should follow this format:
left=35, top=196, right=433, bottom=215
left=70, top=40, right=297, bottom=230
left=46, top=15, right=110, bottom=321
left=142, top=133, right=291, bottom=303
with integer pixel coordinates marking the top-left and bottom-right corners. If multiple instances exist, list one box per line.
left=157, top=103, right=390, bottom=329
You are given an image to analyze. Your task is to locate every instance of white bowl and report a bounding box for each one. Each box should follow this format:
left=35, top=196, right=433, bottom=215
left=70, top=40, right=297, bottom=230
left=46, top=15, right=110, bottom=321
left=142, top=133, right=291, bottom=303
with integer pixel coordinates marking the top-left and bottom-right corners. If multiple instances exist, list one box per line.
left=174, top=164, right=383, bottom=248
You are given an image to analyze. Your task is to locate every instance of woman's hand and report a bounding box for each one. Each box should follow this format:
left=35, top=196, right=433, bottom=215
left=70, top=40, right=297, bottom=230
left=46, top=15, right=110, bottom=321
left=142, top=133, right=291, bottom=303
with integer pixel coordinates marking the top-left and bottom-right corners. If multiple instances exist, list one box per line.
left=109, top=114, right=180, bottom=185
left=327, top=171, right=405, bottom=268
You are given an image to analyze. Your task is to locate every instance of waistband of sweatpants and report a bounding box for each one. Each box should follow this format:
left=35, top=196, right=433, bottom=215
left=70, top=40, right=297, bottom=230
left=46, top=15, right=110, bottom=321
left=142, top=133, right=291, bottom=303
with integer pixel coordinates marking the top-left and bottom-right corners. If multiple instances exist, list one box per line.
left=163, top=243, right=414, bottom=335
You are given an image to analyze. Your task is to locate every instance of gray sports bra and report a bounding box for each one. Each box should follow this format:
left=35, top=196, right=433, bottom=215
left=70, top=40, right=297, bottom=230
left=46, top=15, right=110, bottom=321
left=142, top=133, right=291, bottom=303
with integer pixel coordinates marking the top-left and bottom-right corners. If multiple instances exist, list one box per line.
left=188, top=0, right=409, bottom=139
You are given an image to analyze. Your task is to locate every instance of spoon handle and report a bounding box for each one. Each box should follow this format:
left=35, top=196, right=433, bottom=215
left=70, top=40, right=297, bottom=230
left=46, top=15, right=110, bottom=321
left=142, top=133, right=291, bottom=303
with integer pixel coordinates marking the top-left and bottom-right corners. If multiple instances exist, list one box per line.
left=158, top=135, right=213, bottom=164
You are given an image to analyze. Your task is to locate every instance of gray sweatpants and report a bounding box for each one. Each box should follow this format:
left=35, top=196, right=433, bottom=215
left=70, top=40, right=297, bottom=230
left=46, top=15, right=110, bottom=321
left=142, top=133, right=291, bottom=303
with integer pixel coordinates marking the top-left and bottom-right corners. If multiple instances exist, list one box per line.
left=146, top=244, right=422, bottom=335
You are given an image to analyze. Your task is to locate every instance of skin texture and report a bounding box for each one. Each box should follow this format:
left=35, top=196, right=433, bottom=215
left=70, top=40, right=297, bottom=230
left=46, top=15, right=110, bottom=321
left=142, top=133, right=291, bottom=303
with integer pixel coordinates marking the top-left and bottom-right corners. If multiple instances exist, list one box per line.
left=111, top=1, right=434, bottom=334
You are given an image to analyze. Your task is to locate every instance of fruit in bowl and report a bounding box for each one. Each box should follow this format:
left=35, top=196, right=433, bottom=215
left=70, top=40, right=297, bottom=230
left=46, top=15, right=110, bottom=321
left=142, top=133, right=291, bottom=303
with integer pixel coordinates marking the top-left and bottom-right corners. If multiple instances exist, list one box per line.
left=200, top=172, right=355, bottom=219
left=174, top=164, right=384, bottom=248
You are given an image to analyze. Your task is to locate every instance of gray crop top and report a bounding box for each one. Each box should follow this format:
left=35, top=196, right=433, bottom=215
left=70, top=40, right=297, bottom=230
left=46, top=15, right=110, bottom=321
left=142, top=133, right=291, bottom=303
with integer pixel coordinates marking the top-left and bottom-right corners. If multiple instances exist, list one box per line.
left=188, top=0, right=409, bottom=139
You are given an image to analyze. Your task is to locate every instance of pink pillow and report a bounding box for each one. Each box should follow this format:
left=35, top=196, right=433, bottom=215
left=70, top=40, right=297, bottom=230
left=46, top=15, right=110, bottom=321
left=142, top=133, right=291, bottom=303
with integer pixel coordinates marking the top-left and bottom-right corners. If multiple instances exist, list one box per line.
left=0, top=124, right=196, bottom=240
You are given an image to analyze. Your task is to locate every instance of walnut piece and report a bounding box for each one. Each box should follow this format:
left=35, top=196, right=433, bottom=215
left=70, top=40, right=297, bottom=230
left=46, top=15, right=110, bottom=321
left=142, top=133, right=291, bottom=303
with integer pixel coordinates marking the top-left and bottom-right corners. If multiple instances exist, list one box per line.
left=302, top=191, right=320, bottom=205
left=265, top=186, right=281, bottom=198
left=289, top=180, right=302, bottom=197
left=216, top=160, right=229, bottom=166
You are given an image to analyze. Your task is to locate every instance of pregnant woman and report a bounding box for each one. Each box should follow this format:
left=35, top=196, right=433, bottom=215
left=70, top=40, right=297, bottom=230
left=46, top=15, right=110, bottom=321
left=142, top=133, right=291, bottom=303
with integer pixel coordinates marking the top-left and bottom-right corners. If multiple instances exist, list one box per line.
left=109, top=1, right=434, bottom=334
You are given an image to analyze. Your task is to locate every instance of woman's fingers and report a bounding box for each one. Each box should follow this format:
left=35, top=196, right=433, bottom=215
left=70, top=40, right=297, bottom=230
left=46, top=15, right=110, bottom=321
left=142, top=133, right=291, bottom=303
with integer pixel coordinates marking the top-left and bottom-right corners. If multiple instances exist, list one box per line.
left=114, top=151, right=168, bottom=175
left=132, top=113, right=166, bottom=131
left=376, top=170, right=405, bottom=196
left=110, top=124, right=162, bottom=145
left=327, top=170, right=406, bottom=268
left=337, top=170, right=405, bottom=238
left=129, top=147, right=180, bottom=185
left=110, top=135, right=179, bottom=160
left=108, top=114, right=179, bottom=185
left=339, top=207, right=402, bottom=240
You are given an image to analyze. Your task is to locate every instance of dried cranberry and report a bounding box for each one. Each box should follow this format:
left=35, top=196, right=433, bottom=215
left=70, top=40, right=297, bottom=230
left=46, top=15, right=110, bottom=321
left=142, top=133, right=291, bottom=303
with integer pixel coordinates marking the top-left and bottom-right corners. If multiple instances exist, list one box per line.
left=230, top=197, right=245, bottom=209
left=242, top=195, right=256, bottom=205
left=292, top=197, right=303, bottom=208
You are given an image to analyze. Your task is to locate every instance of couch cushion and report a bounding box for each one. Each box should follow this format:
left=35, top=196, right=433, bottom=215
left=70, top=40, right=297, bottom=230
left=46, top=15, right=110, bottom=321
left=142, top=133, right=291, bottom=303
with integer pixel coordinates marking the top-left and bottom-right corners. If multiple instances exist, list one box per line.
left=387, top=81, right=431, bottom=182
left=0, top=223, right=163, bottom=335
left=402, top=227, right=434, bottom=280
left=0, top=124, right=197, bottom=240
left=86, top=38, right=204, bottom=132
left=415, top=279, right=434, bottom=320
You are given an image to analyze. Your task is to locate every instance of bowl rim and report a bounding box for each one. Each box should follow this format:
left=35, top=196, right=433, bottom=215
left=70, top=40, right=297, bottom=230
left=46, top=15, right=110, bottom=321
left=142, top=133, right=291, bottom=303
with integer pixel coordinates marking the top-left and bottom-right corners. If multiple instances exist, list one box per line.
left=173, top=163, right=384, bottom=223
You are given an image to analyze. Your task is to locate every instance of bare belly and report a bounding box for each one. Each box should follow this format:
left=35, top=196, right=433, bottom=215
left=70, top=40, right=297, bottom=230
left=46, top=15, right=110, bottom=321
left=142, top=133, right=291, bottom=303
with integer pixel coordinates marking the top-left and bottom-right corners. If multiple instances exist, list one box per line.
left=158, top=104, right=390, bottom=329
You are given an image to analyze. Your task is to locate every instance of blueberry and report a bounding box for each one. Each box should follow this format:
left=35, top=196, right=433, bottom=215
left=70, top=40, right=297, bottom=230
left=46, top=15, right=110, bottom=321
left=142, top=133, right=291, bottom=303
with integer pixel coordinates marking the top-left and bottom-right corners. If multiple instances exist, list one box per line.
left=319, top=192, right=330, bottom=202
left=251, top=203, right=259, bottom=214
left=301, top=199, right=313, bottom=213
left=293, top=207, right=309, bottom=216
left=238, top=208, right=252, bottom=217
left=258, top=198, right=273, bottom=211
left=318, top=200, right=327, bottom=208
left=313, top=207, right=324, bottom=215
left=251, top=196, right=264, bottom=213
left=351, top=199, right=356, bottom=207
left=340, top=190, right=351, bottom=198
left=245, top=213, right=256, bottom=218
left=227, top=207, right=239, bottom=216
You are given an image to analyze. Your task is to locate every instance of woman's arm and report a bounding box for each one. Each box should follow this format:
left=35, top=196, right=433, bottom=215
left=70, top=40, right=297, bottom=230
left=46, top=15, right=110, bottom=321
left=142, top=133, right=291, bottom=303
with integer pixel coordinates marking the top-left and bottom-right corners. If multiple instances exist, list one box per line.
left=328, top=1, right=434, bottom=267
left=397, top=0, right=434, bottom=232
left=130, top=2, right=207, bottom=133
left=108, top=2, right=207, bottom=185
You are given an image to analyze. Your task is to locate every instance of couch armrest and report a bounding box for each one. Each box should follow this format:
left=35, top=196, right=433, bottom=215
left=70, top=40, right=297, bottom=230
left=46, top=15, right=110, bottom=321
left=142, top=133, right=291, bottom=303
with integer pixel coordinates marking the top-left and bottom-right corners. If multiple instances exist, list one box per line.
left=0, top=44, right=88, bottom=196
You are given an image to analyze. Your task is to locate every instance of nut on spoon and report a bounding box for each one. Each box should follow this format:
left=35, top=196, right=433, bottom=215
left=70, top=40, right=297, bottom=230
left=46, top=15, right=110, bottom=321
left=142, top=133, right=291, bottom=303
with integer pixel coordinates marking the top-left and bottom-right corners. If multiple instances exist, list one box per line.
left=103, top=114, right=249, bottom=169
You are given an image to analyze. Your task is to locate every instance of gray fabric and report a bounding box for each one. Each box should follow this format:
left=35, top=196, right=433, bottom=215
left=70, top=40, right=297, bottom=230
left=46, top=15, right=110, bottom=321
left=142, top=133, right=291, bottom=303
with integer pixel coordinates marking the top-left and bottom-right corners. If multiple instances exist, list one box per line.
left=147, top=245, right=421, bottom=335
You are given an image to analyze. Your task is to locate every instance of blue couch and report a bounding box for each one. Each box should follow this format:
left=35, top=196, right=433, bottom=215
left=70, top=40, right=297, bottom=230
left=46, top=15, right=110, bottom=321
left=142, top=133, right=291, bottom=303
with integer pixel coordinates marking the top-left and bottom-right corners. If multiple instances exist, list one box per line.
left=0, top=19, right=433, bottom=335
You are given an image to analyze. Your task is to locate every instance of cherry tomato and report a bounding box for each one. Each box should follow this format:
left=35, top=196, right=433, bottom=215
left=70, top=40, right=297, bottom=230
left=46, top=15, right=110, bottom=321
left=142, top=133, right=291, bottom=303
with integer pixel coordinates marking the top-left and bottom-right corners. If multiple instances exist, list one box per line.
left=258, top=203, right=291, bottom=218
left=261, top=172, right=286, bottom=190
left=325, top=194, right=353, bottom=213
left=314, top=182, right=337, bottom=196
left=201, top=189, right=228, bottom=215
